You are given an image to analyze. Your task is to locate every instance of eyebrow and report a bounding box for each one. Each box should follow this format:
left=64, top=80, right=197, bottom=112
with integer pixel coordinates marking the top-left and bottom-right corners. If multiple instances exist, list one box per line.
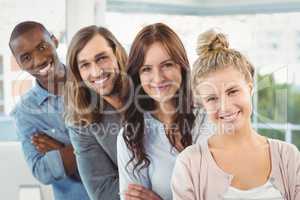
left=160, top=59, right=173, bottom=65
left=142, top=58, right=173, bottom=67
left=225, top=86, right=239, bottom=93
left=202, top=93, right=216, bottom=99
left=20, top=40, right=45, bottom=59
left=78, top=51, right=107, bottom=64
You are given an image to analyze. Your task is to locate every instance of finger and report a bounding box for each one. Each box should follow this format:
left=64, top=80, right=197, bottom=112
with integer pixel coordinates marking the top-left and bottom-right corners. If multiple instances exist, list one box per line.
left=38, top=134, right=63, bottom=148
left=35, top=134, right=50, bottom=142
left=126, top=188, right=149, bottom=199
left=124, top=193, right=142, bottom=200
left=36, top=143, right=49, bottom=150
left=128, top=184, right=145, bottom=191
left=127, top=185, right=160, bottom=200
left=38, top=142, right=57, bottom=152
left=35, top=135, right=60, bottom=148
left=36, top=145, right=50, bottom=154
left=31, top=134, right=40, bottom=142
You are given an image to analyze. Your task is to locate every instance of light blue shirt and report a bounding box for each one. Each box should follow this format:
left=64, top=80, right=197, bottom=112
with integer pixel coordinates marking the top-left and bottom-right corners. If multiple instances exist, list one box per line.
left=117, top=112, right=207, bottom=200
left=10, top=82, right=89, bottom=200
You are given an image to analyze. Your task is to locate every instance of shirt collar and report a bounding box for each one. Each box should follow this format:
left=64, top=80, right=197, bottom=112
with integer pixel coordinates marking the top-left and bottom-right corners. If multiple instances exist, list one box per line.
left=144, top=112, right=164, bottom=126
left=32, top=81, right=57, bottom=105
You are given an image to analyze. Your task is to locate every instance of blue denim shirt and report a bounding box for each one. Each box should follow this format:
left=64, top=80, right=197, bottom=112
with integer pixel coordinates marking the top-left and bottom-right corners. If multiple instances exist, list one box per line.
left=10, top=82, right=90, bottom=200
left=67, top=101, right=121, bottom=200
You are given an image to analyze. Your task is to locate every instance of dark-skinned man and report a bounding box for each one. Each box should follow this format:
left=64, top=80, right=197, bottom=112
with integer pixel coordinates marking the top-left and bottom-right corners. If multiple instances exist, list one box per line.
left=9, top=21, right=89, bottom=200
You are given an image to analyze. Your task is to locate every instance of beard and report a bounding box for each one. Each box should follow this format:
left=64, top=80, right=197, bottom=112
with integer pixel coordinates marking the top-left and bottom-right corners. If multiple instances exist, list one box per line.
left=100, top=72, right=121, bottom=97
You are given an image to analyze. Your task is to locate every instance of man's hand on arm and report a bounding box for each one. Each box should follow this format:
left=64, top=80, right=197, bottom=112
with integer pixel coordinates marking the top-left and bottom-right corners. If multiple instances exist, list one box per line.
left=31, top=133, right=79, bottom=179
left=31, top=133, right=64, bottom=153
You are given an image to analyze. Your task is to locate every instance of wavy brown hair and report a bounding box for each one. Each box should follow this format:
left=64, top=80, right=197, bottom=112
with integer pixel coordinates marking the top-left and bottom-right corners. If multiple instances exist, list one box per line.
left=123, top=23, right=195, bottom=174
left=64, top=25, right=128, bottom=125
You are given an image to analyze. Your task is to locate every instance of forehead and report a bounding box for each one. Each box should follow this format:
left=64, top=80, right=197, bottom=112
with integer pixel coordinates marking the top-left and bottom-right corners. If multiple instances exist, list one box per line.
left=197, top=66, right=247, bottom=93
left=11, top=27, right=50, bottom=54
left=77, top=34, right=111, bottom=61
left=143, top=42, right=170, bottom=65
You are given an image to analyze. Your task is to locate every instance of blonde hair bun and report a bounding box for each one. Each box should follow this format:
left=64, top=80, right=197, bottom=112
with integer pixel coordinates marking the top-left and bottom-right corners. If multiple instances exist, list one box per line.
left=196, top=29, right=229, bottom=56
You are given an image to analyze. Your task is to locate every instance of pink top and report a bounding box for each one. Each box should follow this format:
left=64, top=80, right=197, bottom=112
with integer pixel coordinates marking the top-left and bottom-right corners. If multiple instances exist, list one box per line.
left=171, top=138, right=300, bottom=200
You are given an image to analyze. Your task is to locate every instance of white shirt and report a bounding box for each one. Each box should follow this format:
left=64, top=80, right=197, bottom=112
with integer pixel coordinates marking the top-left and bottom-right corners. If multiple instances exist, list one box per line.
left=117, top=112, right=209, bottom=200
left=223, top=180, right=283, bottom=200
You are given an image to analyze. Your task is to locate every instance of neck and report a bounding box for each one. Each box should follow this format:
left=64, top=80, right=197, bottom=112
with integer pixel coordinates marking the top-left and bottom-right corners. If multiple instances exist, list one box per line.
left=154, top=100, right=177, bottom=124
left=103, top=94, right=123, bottom=111
left=215, top=120, right=262, bottom=147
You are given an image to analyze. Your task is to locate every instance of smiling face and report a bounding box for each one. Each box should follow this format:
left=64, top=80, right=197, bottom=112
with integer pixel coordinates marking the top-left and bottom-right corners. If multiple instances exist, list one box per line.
left=77, top=34, right=120, bottom=96
left=10, top=27, right=64, bottom=82
left=139, top=42, right=182, bottom=104
left=197, top=66, right=253, bottom=134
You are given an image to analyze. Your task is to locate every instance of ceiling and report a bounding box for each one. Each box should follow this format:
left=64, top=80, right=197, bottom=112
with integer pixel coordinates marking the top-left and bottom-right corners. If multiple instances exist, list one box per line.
left=107, top=0, right=300, bottom=15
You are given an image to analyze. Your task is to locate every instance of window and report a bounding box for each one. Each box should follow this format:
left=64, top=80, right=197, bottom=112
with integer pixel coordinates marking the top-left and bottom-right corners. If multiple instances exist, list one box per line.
left=0, top=55, right=4, bottom=115
left=106, top=11, right=300, bottom=149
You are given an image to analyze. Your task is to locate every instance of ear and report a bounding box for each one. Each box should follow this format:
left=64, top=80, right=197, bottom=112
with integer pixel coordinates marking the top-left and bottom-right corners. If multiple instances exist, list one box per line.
left=51, top=35, right=59, bottom=48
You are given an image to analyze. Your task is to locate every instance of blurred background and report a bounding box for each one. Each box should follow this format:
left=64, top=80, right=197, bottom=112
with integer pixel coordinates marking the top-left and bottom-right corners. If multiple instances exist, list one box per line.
left=0, top=0, right=300, bottom=199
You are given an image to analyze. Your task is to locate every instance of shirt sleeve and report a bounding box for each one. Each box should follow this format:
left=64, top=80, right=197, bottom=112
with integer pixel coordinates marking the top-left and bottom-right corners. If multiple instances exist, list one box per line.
left=11, top=110, right=66, bottom=185
left=171, top=152, right=196, bottom=200
left=289, top=144, right=300, bottom=200
left=117, top=128, right=150, bottom=200
left=68, top=126, right=119, bottom=200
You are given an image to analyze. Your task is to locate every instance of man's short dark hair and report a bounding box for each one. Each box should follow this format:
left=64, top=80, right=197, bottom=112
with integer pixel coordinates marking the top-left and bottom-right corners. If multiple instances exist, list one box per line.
left=9, top=21, right=51, bottom=50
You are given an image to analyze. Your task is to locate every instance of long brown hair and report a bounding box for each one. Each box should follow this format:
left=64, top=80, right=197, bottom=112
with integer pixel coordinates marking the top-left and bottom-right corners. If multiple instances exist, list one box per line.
left=64, top=25, right=128, bottom=125
left=124, top=23, right=195, bottom=174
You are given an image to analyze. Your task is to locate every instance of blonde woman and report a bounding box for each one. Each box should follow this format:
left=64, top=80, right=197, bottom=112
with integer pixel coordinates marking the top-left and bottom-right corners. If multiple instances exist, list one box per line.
left=171, top=30, right=300, bottom=200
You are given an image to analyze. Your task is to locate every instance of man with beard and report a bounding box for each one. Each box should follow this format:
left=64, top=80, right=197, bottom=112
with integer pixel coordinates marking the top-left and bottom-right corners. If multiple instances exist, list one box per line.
left=9, top=21, right=89, bottom=200
left=64, top=25, right=128, bottom=200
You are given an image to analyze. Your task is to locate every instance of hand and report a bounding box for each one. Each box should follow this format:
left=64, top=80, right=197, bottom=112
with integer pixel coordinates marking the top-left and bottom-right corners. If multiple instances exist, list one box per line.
left=31, top=132, right=64, bottom=154
left=124, top=184, right=162, bottom=200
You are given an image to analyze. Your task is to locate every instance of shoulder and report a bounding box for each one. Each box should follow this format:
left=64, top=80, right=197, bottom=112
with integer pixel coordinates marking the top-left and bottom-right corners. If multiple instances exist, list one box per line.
left=10, top=88, right=39, bottom=118
left=177, top=139, right=207, bottom=165
left=269, top=138, right=299, bottom=155
left=269, top=138, right=300, bottom=164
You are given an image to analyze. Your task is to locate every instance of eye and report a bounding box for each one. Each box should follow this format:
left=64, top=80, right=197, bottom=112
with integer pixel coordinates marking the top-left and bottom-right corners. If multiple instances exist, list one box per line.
left=164, top=62, right=174, bottom=67
left=96, top=56, right=108, bottom=64
left=21, top=54, right=31, bottom=63
left=79, top=63, right=89, bottom=69
left=38, top=43, right=47, bottom=51
left=228, top=89, right=238, bottom=96
left=207, top=96, right=218, bottom=102
left=140, top=66, right=152, bottom=73
left=162, top=61, right=176, bottom=69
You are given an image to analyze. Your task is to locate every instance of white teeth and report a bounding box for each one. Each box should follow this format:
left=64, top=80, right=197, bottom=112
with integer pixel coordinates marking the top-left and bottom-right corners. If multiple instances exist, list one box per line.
left=39, top=63, right=52, bottom=75
left=94, top=76, right=109, bottom=84
left=219, top=111, right=239, bottom=122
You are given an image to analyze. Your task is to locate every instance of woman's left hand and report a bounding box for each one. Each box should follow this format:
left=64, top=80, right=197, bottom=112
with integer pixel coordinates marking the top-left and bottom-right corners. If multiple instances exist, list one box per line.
left=124, top=184, right=162, bottom=200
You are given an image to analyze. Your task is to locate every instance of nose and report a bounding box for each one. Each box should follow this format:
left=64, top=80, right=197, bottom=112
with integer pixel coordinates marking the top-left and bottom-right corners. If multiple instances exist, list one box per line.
left=33, top=52, right=48, bottom=69
left=219, top=93, right=231, bottom=113
left=152, top=67, right=164, bottom=84
left=90, top=63, right=102, bottom=77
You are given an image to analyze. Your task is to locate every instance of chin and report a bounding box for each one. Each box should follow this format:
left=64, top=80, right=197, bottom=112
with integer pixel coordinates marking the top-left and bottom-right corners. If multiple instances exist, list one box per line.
left=96, top=87, right=114, bottom=97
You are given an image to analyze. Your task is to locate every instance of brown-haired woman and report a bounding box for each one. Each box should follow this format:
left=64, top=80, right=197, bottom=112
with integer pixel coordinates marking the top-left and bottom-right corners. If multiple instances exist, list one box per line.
left=64, top=25, right=128, bottom=200
left=117, top=23, right=204, bottom=200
